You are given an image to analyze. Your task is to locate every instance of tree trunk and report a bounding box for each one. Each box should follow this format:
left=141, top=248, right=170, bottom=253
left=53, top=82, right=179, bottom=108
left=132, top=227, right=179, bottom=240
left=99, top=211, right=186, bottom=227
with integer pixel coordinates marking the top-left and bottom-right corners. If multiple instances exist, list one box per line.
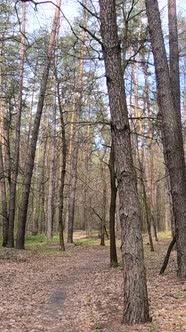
left=99, top=0, right=150, bottom=324
left=168, top=0, right=180, bottom=116
left=142, top=56, right=158, bottom=241
left=0, top=146, right=9, bottom=247
left=67, top=123, right=79, bottom=243
left=138, top=155, right=154, bottom=252
left=67, top=0, right=87, bottom=243
left=109, top=139, right=118, bottom=267
left=39, top=169, right=47, bottom=234
left=8, top=1, right=26, bottom=247
left=100, top=156, right=107, bottom=247
left=0, top=41, right=9, bottom=247
left=47, top=106, right=56, bottom=241
left=82, top=108, right=91, bottom=232
left=57, top=81, right=66, bottom=251
left=160, top=235, right=176, bottom=274
left=183, top=56, right=186, bottom=157
left=145, top=0, right=186, bottom=277
left=16, top=0, right=61, bottom=249
left=31, top=149, right=40, bottom=236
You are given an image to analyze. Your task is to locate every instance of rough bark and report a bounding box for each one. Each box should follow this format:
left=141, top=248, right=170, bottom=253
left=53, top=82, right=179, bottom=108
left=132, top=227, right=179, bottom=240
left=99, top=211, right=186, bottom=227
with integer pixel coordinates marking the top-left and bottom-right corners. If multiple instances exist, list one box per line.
left=168, top=0, right=181, bottom=116
left=99, top=0, right=150, bottom=324
left=109, top=139, right=118, bottom=267
left=183, top=56, right=186, bottom=156
left=16, top=0, right=61, bottom=249
left=145, top=0, right=186, bottom=277
left=57, top=81, right=66, bottom=251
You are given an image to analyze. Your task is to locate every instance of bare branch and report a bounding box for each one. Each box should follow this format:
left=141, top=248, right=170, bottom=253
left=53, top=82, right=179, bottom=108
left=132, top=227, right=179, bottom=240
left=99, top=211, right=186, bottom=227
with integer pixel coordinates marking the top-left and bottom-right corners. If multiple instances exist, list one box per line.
left=79, top=25, right=103, bottom=47
left=78, top=0, right=100, bottom=20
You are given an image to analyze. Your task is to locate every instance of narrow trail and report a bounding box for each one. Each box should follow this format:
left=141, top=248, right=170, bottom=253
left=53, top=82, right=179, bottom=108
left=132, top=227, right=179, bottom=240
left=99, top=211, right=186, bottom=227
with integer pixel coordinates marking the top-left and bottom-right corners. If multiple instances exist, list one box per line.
left=0, top=245, right=123, bottom=332
left=0, top=238, right=186, bottom=332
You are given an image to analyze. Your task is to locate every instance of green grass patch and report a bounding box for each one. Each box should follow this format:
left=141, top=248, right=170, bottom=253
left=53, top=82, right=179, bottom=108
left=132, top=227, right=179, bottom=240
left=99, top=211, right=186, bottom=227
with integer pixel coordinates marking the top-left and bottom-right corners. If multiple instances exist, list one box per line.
left=24, top=233, right=61, bottom=254
left=157, top=231, right=171, bottom=239
left=75, top=236, right=112, bottom=247
left=176, top=290, right=186, bottom=298
left=75, top=236, right=100, bottom=246
left=149, top=321, right=160, bottom=331
left=25, top=233, right=60, bottom=244
left=25, top=233, right=47, bottom=244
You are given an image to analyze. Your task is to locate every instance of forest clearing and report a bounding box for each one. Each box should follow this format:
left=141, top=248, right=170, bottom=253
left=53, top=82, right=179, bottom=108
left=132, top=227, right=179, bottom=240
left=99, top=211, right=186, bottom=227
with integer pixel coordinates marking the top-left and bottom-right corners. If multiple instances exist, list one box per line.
left=0, top=232, right=186, bottom=332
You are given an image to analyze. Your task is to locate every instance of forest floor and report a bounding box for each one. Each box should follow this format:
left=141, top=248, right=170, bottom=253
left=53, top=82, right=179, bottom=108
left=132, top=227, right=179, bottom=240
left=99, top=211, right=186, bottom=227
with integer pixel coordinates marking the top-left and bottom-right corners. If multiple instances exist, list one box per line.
left=0, top=232, right=186, bottom=332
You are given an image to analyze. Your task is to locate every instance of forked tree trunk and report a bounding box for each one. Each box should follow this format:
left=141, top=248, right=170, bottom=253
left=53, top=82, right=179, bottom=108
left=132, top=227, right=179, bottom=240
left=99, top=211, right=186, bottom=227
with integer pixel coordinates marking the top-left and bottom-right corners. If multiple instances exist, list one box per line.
left=99, top=0, right=150, bottom=324
left=145, top=0, right=186, bottom=277
left=16, top=0, right=61, bottom=249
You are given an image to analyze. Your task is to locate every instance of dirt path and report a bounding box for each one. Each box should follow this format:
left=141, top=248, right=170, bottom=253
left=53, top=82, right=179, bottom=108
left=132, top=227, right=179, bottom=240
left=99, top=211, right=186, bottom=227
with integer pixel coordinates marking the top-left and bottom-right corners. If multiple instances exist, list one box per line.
left=0, top=238, right=186, bottom=332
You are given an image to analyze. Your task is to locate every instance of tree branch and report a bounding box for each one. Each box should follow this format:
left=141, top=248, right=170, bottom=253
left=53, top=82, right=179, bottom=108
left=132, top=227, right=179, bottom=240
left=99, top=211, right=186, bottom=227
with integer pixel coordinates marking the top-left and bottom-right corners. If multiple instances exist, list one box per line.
left=79, top=25, right=103, bottom=47
left=78, top=0, right=100, bottom=20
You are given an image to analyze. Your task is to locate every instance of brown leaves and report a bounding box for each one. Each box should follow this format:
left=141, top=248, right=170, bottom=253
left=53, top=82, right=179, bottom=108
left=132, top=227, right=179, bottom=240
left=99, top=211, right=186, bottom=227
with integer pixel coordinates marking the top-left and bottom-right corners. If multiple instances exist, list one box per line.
left=0, top=238, right=186, bottom=331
